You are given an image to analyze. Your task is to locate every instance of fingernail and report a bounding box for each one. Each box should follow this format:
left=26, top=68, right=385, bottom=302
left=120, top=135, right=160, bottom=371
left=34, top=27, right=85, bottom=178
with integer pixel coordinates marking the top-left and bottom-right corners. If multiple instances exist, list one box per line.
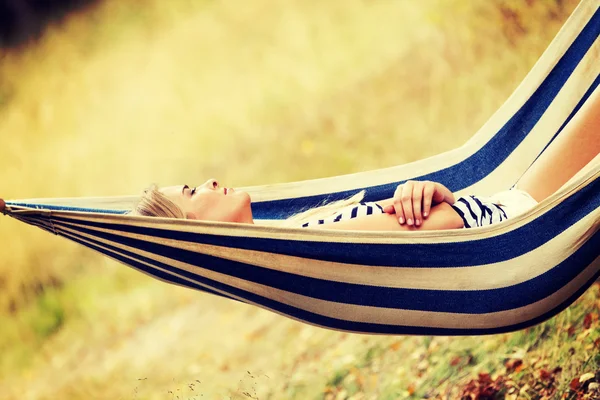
left=407, top=218, right=413, bottom=225
left=399, top=217, right=404, bottom=224
left=416, top=219, right=421, bottom=226
left=423, top=212, right=428, bottom=218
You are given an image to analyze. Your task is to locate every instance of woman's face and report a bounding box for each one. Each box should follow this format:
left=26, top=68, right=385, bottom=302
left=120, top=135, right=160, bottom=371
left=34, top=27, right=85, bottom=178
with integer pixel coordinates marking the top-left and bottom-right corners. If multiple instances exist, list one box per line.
left=161, top=179, right=253, bottom=223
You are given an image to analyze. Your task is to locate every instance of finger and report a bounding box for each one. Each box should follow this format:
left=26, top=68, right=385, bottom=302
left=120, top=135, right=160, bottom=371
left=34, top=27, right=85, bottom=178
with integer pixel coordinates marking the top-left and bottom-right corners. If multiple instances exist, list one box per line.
left=393, top=185, right=405, bottom=224
left=422, top=183, right=435, bottom=218
left=383, top=204, right=394, bottom=214
left=412, top=182, right=424, bottom=226
left=401, top=181, right=415, bottom=226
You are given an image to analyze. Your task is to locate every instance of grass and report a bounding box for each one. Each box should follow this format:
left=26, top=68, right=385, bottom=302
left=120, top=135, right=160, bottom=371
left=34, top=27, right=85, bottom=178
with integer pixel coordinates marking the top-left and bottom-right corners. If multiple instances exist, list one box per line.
left=317, top=285, right=600, bottom=400
left=0, top=0, right=598, bottom=398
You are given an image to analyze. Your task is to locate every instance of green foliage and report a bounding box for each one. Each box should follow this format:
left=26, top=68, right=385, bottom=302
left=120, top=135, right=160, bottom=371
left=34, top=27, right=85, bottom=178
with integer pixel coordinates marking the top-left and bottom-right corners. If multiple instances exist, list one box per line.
left=27, top=290, right=65, bottom=340
left=327, top=368, right=350, bottom=387
left=361, top=344, right=385, bottom=367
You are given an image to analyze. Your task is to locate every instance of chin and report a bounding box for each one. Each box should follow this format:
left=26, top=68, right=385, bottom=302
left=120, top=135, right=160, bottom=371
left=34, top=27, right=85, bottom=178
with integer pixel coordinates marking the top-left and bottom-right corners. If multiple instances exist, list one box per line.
left=235, top=192, right=253, bottom=223
left=237, top=191, right=252, bottom=204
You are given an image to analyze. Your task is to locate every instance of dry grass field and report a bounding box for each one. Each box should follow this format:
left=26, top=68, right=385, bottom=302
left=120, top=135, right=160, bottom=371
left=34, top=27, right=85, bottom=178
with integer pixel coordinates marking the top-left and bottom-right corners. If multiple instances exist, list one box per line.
left=1, top=0, right=599, bottom=398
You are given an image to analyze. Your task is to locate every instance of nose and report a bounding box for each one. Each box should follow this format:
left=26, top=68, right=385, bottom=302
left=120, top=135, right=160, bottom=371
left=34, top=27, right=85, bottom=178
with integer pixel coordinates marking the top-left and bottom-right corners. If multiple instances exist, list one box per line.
left=202, top=179, right=219, bottom=190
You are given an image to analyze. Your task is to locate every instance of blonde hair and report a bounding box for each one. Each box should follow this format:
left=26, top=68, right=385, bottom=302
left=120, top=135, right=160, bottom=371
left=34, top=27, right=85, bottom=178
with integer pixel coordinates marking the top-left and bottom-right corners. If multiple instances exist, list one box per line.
left=130, top=185, right=185, bottom=219
left=130, top=185, right=365, bottom=227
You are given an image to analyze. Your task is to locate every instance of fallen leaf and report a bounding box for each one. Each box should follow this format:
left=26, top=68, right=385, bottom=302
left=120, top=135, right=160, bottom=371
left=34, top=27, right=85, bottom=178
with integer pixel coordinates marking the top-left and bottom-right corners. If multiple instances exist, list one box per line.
left=459, top=372, right=505, bottom=400
left=479, top=372, right=491, bottom=383
left=354, top=370, right=365, bottom=387
left=390, top=341, right=402, bottom=351
left=514, top=363, right=524, bottom=373
left=583, top=314, right=592, bottom=329
left=570, top=378, right=581, bottom=391
left=583, top=313, right=598, bottom=330
left=505, top=359, right=523, bottom=372
left=579, top=372, right=595, bottom=383
left=323, top=386, right=335, bottom=394
left=540, top=369, right=552, bottom=381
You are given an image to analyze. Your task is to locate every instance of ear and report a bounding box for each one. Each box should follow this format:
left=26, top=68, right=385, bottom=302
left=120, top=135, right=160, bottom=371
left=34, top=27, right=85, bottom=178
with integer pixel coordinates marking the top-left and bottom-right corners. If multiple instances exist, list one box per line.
left=186, top=212, right=198, bottom=220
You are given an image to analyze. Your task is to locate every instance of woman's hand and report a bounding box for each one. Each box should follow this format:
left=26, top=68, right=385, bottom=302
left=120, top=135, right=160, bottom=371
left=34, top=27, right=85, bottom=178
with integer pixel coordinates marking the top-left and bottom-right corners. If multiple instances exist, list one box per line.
left=383, top=180, right=455, bottom=227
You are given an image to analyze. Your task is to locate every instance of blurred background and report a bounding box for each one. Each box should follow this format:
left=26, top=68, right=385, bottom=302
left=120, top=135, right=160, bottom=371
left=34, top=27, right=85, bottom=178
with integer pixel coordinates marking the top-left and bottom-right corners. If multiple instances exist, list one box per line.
left=1, top=0, right=599, bottom=399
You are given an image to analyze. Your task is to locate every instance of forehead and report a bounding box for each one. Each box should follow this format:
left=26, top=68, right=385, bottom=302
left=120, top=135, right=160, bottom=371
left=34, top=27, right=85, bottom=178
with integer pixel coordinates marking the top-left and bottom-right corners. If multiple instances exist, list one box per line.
left=160, top=185, right=185, bottom=198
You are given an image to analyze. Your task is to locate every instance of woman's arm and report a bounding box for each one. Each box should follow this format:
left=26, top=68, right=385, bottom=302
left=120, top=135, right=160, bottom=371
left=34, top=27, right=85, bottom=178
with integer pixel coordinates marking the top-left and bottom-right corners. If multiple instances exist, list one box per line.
left=380, top=180, right=455, bottom=227
left=310, top=202, right=464, bottom=231
left=516, top=85, right=600, bottom=202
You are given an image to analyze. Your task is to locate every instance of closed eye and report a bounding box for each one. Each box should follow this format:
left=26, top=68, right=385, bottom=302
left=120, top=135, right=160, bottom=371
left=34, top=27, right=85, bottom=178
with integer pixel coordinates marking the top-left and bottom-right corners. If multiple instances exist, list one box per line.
left=191, top=187, right=196, bottom=196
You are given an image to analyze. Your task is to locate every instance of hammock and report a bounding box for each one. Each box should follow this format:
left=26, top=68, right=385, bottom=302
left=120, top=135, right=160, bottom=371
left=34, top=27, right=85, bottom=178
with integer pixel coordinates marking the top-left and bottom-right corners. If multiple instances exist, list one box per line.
left=2, top=0, right=599, bottom=336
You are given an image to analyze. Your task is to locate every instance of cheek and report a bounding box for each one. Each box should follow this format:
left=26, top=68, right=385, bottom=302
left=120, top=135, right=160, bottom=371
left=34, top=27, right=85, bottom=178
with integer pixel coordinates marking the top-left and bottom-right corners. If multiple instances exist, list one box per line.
left=191, top=194, right=237, bottom=221
left=189, top=194, right=218, bottom=219
left=191, top=192, right=251, bottom=222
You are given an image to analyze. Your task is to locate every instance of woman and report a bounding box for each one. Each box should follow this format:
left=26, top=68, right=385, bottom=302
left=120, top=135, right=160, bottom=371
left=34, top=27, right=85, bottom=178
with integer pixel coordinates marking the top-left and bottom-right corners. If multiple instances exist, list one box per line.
left=132, top=85, right=600, bottom=231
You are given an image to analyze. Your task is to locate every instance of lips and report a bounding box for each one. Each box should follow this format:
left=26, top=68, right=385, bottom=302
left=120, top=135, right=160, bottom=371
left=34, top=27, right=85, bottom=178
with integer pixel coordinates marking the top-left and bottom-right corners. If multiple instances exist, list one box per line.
left=224, top=188, right=227, bottom=195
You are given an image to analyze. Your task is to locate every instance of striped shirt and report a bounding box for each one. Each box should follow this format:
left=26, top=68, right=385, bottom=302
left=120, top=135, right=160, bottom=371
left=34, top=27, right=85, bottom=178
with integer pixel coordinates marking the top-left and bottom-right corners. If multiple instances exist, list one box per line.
left=450, top=189, right=537, bottom=228
left=301, top=202, right=385, bottom=228
left=451, top=195, right=507, bottom=228
left=300, top=189, right=537, bottom=229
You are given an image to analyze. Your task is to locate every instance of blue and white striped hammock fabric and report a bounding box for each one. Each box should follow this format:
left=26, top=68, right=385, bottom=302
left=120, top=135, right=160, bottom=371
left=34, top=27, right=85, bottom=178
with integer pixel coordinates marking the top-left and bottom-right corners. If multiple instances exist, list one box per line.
left=3, top=0, right=599, bottom=335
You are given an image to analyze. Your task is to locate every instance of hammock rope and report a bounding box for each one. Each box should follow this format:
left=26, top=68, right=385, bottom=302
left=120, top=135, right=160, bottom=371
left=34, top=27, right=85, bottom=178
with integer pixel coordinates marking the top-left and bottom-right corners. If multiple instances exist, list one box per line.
left=2, top=0, right=599, bottom=335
